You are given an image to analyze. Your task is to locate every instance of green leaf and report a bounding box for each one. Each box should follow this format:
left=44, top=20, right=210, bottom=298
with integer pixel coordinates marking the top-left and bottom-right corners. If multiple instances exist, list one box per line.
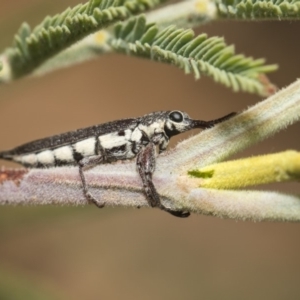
left=217, top=0, right=300, bottom=19
left=110, top=16, right=278, bottom=95
left=5, top=0, right=165, bottom=79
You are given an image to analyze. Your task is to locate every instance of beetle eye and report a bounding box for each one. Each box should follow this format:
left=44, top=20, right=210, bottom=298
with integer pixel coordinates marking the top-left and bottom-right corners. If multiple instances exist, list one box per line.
left=169, top=111, right=184, bottom=123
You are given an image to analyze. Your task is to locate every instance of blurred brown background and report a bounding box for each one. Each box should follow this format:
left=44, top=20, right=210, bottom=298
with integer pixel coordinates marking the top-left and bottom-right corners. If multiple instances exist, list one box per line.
left=0, top=1, right=300, bottom=299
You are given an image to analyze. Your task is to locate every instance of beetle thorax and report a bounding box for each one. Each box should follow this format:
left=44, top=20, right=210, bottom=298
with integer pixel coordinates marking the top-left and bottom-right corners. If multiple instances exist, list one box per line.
left=138, top=120, right=165, bottom=140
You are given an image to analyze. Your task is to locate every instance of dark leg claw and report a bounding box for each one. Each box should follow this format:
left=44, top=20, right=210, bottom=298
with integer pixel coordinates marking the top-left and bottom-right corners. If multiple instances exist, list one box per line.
left=160, top=205, right=190, bottom=218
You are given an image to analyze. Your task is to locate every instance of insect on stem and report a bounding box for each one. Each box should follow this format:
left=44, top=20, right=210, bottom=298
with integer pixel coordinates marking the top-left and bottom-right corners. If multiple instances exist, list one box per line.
left=0, top=110, right=236, bottom=217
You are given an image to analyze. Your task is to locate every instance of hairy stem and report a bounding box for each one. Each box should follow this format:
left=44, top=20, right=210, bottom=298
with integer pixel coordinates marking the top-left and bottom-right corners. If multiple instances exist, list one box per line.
left=0, top=163, right=300, bottom=221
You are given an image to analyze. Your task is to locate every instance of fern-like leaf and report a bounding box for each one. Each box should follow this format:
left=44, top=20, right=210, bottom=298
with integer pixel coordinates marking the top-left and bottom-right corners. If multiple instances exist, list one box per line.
left=5, top=0, right=165, bottom=79
left=217, top=0, right=300, bottom=19
left=110, top=15, right=277, bottom=95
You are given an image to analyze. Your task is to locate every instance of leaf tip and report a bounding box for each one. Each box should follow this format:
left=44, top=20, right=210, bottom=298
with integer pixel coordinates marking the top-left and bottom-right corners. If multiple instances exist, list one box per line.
left=258, top=74, right=278, bottom=96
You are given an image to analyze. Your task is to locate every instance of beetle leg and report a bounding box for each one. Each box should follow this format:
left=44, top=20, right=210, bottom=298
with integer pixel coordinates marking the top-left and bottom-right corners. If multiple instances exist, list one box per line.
left=78, top=155, right=105, bottom=208
left=136, top=143, right=190, bottom=218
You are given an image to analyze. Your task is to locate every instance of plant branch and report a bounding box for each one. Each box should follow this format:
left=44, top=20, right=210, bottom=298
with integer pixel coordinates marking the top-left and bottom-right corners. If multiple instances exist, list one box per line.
left=1, top=0, right=299, bottom=83
left=0, top=165, right=147, bottom=207
left=28, top=16, right=278, bottom=96
left=147, top=0, right=300, bottom=29
left=0, top=0, right=166, bottom=81
left=146, top=0, right=218, bottom=29
left=110, top=16, right=277, bottom=96
left=1, top=162, right=300, bottom=221
left=34, top=31, right=112, bottom=76
left=0, top=1, right=280, bottom=96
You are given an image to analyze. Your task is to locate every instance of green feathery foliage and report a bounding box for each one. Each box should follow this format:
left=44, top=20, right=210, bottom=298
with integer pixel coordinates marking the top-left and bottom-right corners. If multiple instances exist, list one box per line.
left=110, top=16, right=277, bottom=95
left=4, top=0, right=165, bottom=79
left=217, top=0, right=300, bottom=19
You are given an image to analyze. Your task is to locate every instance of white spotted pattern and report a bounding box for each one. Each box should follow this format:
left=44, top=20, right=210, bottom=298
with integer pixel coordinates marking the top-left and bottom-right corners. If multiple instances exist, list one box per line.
left=124, top=129, right=132, bottom=140
left=131, top=128, right=142, bottom=142
left=37, top=150, right=55, bottom=165
left=53, top=146, right=74, bottom=162
left=22, top=153, right=37, bottom=166
left=99, top=132, right=127, bottom=149
left=74, top=138, right=96, bottom=157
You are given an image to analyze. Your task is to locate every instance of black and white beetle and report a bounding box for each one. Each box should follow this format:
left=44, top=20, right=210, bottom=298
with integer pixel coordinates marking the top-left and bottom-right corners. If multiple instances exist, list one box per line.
left=0, top=110, right=235, bottom=218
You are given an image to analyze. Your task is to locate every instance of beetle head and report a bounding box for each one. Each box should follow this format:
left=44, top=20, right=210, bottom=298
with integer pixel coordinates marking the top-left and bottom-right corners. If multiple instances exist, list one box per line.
left=163, top=110, right=236, bottom=138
